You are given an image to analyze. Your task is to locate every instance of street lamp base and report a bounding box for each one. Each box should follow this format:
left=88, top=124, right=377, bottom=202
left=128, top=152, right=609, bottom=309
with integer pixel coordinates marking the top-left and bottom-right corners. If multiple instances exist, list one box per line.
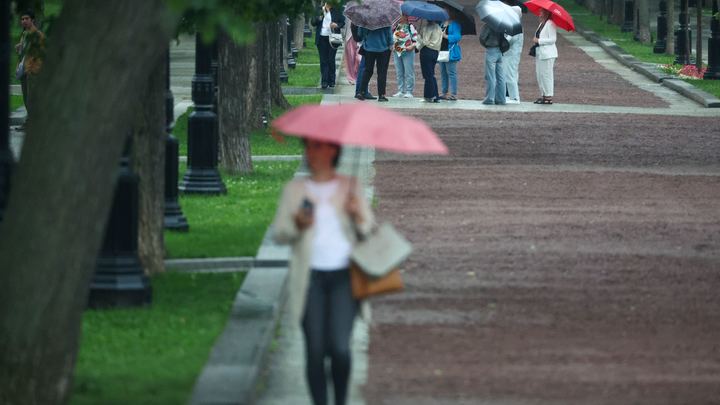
left=179, top=168, right=227, bottom=194
left=88, top=256, right=152, bottom=309
left=164, top=200, right=189, bottom=231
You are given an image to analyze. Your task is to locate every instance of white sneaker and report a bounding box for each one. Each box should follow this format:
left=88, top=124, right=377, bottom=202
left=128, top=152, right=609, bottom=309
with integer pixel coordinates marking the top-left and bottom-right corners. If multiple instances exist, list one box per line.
left=392, top=91, right=404, bottom=97
left=506, top=99, right=520, bottom=104
left=403, top=92, right=414, bottom=98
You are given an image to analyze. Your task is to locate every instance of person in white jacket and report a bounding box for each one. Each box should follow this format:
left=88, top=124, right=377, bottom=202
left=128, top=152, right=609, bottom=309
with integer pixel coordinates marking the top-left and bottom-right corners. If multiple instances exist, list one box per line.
left=533, top=9, right=558, bottom=104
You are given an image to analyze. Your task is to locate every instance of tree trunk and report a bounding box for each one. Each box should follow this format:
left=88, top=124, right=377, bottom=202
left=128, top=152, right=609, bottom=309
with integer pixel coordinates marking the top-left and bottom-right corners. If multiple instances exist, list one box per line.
left=133, top=54, right=166, bottom=274
left=667, top=0, right=676, bottom=54
left=218, top=29, right=259, bottom=174
left=637, top=0, right=652, bottom=43
left=0, top=1, right=175, bottom=403
left=294, top=14, right=305, bottom=50
left=612, top=0, right=625, bottom=24
left=272, top=19, right=290, bottom=109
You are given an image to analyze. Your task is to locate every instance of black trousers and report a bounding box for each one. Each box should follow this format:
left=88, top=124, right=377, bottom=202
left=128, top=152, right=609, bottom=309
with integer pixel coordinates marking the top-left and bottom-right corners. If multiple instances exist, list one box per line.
left=317, top=36, right=338, bottom=86
left=302, top=269, right=358, bottom=405
left=419, top=47, right=439, bottom=100
left=360, top=49, right=391, bottom=97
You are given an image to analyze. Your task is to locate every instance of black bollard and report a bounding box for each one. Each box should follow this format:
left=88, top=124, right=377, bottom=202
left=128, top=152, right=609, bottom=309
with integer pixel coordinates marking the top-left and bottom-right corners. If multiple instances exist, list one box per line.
left=287, top=18, right=297, bottom=69
left=304, top=20, right=312, bottom=39
left=163, top=50, right=189, bottom=231
left=88, top=137, right=152, bottom=309
left=675, top=0, right=692, bottom=64
left=179, top=33, right=226, bottom=195
left=705, top=0, right=720, bottom=79
left=621, top=0, right=634, bottom=32
left=654, top=0, right=668, bottom=53
left=0, top=0, right=12, bottom=224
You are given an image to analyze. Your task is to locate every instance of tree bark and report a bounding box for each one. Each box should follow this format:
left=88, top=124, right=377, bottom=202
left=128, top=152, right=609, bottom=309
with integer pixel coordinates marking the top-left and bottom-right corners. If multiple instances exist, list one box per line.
left=612, top=0, right=625, bottom=24
left=272, top=19, right=290, bottom=109
left=0, top=1, right=175, bottom=403
left=133, top=54, right=166, bottom=274
left=637, top=0, right=652, bottom=43
left=218, top=29, right=260, bottom=174
left=667, top=0, right=676, bottom=54
left=294, top=14, right=305, bottom=50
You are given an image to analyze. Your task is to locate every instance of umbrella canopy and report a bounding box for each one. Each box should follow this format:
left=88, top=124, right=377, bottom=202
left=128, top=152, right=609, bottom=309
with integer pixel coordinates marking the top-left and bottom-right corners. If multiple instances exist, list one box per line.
left=430, top=0, right=477, bottom=35
left=344, top=0, right=402, bottom=30
left=475, top=0, right=523, bottom=36
left=271, top=103, right=449, bottom=155
left=401, top=1, right=449, bottom=22
left=523, top=0, right=575, bottom=31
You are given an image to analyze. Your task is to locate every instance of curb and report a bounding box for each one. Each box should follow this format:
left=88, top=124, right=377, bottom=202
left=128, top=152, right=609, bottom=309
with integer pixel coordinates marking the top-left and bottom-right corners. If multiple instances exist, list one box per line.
left=166, top=257, right=255, bottom=273
left=573, top=27, right=720, bottom=108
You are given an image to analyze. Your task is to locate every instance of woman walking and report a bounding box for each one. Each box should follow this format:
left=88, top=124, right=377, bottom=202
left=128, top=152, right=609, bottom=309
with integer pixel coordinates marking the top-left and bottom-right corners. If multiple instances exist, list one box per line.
left=438, top=13, right=462, bottom=101
left=356, top=25, right=393, bottom=102
left=392, top=14, right=418, bottom=98
left=533, top=9, right=557, bottom=104
left=416, top=19, right=443, bottom=103
left=311, top=2, right=345, bottom=89
left=272, top=139, right=374, bottom=405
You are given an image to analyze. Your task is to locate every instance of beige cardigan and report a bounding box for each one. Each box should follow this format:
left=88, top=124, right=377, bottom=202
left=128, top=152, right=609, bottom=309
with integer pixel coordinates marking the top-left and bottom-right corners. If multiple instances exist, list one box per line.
left=271, top=175, right=374, bottom=323
left=416, top=20, right=443, bottom=51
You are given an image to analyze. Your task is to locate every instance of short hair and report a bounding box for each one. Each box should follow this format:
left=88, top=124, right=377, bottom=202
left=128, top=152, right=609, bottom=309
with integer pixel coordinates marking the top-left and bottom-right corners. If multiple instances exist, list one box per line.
left=302, top=139, right=343, bottom=168
left=22, top=10, right=36, bottom=20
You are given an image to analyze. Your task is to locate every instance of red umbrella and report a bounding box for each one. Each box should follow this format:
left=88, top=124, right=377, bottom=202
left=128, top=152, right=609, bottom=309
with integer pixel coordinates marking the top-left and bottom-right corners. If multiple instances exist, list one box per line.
left=523, top=0, right=575, bottom=32
left=271, top=103, right=449, bottom=155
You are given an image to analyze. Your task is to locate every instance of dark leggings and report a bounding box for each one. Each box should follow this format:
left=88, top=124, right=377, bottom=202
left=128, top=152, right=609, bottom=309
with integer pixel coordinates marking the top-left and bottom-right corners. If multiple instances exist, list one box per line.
left=420, top=47, right=439, bottom=100
left=302, top=269, right=358, bottom=405
left=360, top=49, right=391, bottom=97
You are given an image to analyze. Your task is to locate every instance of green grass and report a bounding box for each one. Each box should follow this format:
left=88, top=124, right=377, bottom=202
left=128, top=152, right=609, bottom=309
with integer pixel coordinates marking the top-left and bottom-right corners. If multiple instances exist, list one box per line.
left=174, top=94, right=320, bottom=157
left=556, top=0, right=720, bottom=98
left=286, top=64, right=320, bottom=87
left=165, top=161, right=299, bottom=258
left=296, top=38, right=320, bottom=65
left=11, top=94, right=23, bottom=111
left=71, top=271, right=245, bottom=405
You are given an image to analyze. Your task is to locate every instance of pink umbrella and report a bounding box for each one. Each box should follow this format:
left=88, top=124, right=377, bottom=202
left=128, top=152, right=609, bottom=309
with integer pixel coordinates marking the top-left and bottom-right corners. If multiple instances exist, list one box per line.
left=271, top=103, right=449, bottom=155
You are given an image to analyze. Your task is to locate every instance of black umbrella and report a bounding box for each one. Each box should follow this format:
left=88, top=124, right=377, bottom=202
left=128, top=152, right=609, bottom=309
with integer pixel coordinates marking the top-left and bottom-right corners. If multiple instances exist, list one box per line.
left=430, top=0, right=477, bottom=35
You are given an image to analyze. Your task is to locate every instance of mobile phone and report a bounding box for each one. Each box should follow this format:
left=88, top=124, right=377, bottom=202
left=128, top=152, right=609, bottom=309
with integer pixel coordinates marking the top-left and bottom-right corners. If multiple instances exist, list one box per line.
left=301, top=198, right=314, bottom=215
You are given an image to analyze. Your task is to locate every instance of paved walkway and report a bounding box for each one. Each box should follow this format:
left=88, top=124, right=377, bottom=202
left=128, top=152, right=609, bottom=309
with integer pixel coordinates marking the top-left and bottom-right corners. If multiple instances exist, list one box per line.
left=253, top=6, right=720, bottom=405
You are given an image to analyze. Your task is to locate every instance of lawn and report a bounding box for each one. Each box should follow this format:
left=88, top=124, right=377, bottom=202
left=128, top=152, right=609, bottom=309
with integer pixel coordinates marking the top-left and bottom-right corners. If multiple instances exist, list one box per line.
left=287, top=63, right=321, bottom=87
left=71, top=271, right=245, bottom=405
left=173, top=94, right=318, bottom=157
left=165, top=161, right=299, bottom=258
left=11, top=94, right=23, bottom=111
left=556, top=0, right=720, bottom=98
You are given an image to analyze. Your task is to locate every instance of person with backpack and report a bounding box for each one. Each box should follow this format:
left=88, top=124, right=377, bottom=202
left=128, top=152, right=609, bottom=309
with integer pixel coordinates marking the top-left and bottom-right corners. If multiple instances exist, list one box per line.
left=478, top=23, right=509, bottom=105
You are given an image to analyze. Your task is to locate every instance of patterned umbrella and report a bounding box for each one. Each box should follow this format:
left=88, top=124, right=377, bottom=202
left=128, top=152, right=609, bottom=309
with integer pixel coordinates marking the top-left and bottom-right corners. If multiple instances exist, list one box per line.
left=344, top=0, right=402, bottom=30
left=475, top=0, right=523, bottom=35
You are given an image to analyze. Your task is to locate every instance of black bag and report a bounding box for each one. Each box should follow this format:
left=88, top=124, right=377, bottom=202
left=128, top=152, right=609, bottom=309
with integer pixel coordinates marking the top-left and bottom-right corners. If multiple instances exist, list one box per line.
left=528, top=44, right=538, bottom=57
left=499, top=34, right=510, bottom=54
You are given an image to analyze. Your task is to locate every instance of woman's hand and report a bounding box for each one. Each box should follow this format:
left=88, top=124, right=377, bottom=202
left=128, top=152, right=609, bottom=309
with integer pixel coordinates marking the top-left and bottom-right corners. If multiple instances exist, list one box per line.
left=346, top=194, right=363, bottom=224
left=330, top=22, right=338, bottom=30
left=294, top=210, right=313, bottom=231
left=533, top=37, right=539, bottom=44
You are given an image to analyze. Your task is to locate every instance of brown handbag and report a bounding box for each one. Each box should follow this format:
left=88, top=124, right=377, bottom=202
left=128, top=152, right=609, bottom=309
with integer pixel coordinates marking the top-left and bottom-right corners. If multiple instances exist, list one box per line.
left=349, top=262, right=404, bottom=300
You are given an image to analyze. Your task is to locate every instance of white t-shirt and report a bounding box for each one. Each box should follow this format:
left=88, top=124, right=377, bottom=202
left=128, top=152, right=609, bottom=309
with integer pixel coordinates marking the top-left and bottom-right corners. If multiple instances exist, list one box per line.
left=306, top=179, right=352, bottom=271
left=321, top=10, right=332, bottom=36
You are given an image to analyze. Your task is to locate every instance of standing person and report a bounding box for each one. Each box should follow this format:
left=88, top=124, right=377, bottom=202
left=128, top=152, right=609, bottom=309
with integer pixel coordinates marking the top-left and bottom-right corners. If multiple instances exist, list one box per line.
left=351, top=23, right=375, bottom=99
left=479, top=23, right=507, bottom=105
left=311, top=2, right=345, bottom=89
left=533, top=9, right=557, bottom=104
left=503, top=2, right=523, bottom=103
left=416, top=19, right=443, bottom=103
left=356, top=25, right=393, bottom=102
left=438, top=13, right=462, bottom=101
left=272, top=139, right=374, bottom=405
left=15, top=10, right=45, bottom=128
left=391, top=15, right=417, bottom=98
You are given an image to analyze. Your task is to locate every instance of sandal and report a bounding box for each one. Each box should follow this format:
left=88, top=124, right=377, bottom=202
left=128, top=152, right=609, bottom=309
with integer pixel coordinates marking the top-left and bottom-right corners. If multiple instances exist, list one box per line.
left=533, top=97, right=553, bottom=105
left=448, top=95, right=457, bottom=101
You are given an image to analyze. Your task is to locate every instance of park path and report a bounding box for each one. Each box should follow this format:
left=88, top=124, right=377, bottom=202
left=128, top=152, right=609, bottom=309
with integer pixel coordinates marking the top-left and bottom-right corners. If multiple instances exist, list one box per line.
left=360, top=3, right=720, bottom=404
left=254, top=4, right=720, bottom=404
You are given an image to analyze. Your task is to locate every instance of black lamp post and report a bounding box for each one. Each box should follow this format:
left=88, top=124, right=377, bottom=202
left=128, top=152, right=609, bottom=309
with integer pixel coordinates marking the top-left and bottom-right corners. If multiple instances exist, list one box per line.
left=163, top=50, right=189, bottom=231
left=287, top=18, right=297, bottom=70
left=304, top=18, right=312, bottom=39
left=88, top=137, right=152, bottom=308
left=0, top=0, right=12, bottom=224
left=621, top=0, right=634, bottom=32
left=675, top=0, right=692, bottom=65
left=654, top=0, right=668, bottom=53
left=279, top=20, right=289, bottom=83
left=179, top=33, right=226, bottom=195
left=705, top=0, right=720, bottom=79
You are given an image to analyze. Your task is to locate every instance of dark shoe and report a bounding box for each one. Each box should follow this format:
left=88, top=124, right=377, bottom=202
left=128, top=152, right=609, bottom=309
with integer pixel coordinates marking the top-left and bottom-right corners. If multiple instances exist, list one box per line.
left=363, top=93, right=377, bottom=100
left=355, top=93, right=365, bottom=101
left=437, top=94, right=448, bottom=100
left=431, top=97, right=440, bottom=103
left=378, top=96, right=388, bottom=102
left=482, top=99, right=494, bottom=105
left=534, top=96, right=553, bottom=104
left=321, top=83, right=328, bottom=89
left=329, top=83, right=336, bottom=88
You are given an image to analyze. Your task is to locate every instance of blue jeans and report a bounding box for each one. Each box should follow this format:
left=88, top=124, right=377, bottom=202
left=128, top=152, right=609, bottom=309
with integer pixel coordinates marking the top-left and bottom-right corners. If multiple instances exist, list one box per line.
left=355, top=57, right=371, bottom=96
left=419, top=47, right=439, bottom=100
left=440, top=60, right=458, bottom=96
left=393, top=51, right=415, bottom=93
left=484, top=47, right=506, bottom=105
